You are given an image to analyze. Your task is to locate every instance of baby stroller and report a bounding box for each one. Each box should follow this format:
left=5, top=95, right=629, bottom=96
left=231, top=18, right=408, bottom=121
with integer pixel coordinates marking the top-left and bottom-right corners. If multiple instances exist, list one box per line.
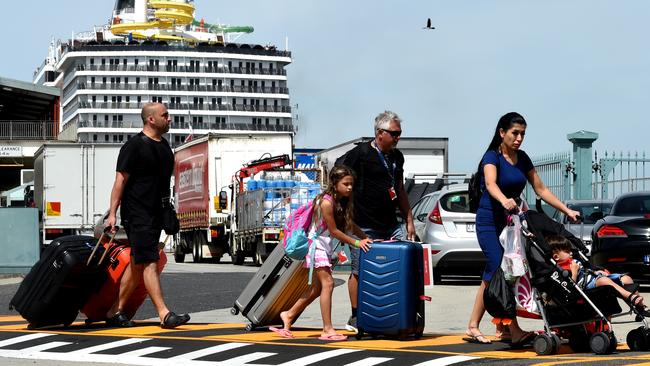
left=518, top=210, right=650, bottom=355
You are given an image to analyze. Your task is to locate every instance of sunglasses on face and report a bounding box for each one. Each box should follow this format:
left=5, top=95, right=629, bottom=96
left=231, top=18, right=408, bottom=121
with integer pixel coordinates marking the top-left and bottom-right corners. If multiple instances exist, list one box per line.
left=380, top=129, right=402, bottom=138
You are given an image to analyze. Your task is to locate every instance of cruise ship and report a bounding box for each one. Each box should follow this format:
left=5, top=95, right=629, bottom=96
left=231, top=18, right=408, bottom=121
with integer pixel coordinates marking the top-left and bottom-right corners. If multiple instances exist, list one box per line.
left=34, top=0, right=293, bottom=146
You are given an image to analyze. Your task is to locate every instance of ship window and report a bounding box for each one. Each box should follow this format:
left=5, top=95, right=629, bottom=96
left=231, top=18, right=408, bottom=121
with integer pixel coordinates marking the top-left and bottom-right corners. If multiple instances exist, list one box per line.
left=136, top=77, right=140, bottom=84
left=102, top=77, right=107, bottom=84
left=92, top=96, right=96, bottom=103
left=93, top=134, right=98, bottom=141
left=126, top=96, right=130, bottom=102
left=104, top=96, right=108, bottom=102
left=105, top=115, right=109, bottom=121
left=101, top=59, right=106, bottom=65
left=123, top=59, right=127, bottom=65
left=265, top=118, right=269, bottom=125
left=91, top=77, right=95, bottom=84
left=119, top=135, right=124, bottom=142
left=104, top=135, right=109, bottom=142
left=93, top=114, right=97, bottom=121
left=137, top=96, right=141, bottom=103
left=124, top=77, right=128, bottom=84
left=276, top=118, right=280, bottom=125
left=113, top=135, right=118, bottom=142
left=110, top=59, right=114, bottom=65
left=134, top=59, right=138, bottom=66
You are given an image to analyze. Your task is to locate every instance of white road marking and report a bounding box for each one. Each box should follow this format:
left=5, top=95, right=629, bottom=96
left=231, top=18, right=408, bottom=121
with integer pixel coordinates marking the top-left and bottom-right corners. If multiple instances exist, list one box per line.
left=226, top=352, right=276, bottom=364
left=344, top=357, right=394, bottom=366
left=0, top=333, right=53, bottom=347
left=119, top=346, right=171, bottom=357
left=412, top=355, right=481, bottom=366
left=167, top=342, right=251, bottom=361
left=18, top=341, right=72, bottom=353
left=68, top=337, right=152, bottom=354
left=276, top=349, right=360, bottom=366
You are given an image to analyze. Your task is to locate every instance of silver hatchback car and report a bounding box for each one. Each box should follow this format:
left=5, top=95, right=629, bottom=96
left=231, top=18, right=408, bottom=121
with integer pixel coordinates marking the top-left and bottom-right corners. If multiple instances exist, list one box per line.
left=415, top=184, right=484, bottom=283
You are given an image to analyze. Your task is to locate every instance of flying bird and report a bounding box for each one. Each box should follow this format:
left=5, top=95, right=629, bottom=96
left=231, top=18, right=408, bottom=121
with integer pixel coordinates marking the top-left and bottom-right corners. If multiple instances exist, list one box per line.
left=423, top=18, right=435, bottom=30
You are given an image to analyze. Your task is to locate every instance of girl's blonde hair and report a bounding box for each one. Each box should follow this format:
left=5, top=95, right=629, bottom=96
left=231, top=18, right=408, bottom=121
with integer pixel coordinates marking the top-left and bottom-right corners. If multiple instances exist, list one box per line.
left=315, top=166, right=355, bottom=232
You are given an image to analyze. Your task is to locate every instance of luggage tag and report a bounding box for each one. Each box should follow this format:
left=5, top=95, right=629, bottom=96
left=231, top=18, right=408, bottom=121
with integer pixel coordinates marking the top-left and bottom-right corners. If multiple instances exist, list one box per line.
left=388, top=187, right=397, bottom=201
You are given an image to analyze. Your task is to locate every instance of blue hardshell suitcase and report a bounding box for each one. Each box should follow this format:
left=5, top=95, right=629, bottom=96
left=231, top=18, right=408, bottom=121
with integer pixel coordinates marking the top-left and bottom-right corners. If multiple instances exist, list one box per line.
left=356, top=240, right=425, bottom=340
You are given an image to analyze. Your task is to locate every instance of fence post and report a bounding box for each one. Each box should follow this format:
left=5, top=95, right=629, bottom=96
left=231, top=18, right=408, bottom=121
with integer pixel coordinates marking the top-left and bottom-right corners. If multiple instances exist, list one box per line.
left=567, top=131, right=598, bottom=200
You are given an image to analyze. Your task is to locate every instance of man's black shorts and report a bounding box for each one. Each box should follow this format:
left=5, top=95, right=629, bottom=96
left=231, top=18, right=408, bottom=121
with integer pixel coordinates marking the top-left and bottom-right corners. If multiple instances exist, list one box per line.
left=123, top=223, right=161, bottom=264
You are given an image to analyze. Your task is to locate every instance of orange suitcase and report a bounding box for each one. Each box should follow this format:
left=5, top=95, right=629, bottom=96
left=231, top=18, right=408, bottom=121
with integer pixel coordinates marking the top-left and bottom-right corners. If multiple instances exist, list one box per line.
left=81, top=241, right=167, bottom=324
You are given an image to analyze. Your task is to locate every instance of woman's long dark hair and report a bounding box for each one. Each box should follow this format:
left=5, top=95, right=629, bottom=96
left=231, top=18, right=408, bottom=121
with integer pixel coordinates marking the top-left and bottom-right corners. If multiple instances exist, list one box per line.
left=473, top=112, right=527, bottom=176
left=315, top=166, right=355, bottom=232
left=485, top=112, right=527, bottom=152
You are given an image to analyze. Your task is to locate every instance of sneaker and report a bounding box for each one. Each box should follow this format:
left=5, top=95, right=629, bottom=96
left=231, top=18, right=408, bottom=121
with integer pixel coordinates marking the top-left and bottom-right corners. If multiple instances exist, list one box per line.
left=345, top=315, right=358, bottom=333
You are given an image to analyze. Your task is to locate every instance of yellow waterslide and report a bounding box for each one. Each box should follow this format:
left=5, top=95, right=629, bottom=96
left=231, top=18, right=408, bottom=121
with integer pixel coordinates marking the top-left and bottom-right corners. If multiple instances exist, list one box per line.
left=111, top=0, right=195, bottom=39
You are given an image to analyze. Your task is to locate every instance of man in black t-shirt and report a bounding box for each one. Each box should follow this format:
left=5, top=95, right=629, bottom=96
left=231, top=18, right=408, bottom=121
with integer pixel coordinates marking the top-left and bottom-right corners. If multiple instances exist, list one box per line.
left=105, top=102, right=190, bottom=329
left=337, top=110, right=415, bottom=332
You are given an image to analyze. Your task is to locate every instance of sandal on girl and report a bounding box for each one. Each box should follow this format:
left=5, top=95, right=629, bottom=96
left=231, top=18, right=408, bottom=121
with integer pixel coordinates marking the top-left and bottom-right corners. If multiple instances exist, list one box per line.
left=318, top=333, right=348, bottom=341
left=269, top=326, right=294, bottom=338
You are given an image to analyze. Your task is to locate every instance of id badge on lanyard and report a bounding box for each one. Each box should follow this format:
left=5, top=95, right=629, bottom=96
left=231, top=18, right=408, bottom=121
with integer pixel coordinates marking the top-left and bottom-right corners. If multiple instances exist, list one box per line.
left=373, top=142, right=397, bottom=201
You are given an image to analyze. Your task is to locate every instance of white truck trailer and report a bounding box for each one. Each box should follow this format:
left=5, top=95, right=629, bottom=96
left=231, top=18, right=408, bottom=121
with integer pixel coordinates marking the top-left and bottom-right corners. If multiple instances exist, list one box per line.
left=172, top=132, right=293, bottom=264
left=33, top=143, right=122, bottom=244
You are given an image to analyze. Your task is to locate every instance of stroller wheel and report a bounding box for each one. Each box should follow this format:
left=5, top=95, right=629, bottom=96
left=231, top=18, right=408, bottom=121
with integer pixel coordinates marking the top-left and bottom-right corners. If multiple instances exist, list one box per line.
left=590, top=332, right=612, bottom=355
left=607, top=332, right=618, bottom=353
left=627, top=327, right=647, bottom=351
left=551, top=333, right=562, bottom=354
left=533, top=333, right=556, bottom=355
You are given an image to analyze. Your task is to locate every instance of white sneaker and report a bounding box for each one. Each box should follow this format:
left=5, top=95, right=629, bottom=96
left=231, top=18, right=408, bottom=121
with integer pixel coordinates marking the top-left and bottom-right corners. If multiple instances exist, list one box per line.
left=345, top=315, right=358, bottom=333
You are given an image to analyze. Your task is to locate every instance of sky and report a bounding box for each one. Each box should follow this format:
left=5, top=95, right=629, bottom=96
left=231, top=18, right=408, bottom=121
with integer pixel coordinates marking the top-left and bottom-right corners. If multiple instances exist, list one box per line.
left=2, top=1, right=649, bottom=173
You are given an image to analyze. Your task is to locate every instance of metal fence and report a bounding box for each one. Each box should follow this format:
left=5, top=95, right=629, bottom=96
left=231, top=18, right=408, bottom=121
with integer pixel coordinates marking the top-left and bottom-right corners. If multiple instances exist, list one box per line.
left=526, top=148, right=650, bottom=203
left=524, top=152, right=571, bottom=203
left=0, top=121, right=58, bottom=140
left=592, top=151, right=650, bottom=200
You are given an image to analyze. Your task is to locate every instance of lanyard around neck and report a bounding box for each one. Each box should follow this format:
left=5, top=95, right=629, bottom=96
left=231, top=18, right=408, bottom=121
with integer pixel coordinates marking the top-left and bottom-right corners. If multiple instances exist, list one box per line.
left=372, top=141, right=396, bottom=185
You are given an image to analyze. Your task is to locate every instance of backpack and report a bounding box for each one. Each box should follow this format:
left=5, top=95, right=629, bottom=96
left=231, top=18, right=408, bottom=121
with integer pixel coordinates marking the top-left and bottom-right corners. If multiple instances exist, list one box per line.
left=468, top=153, right=500, bottom=213
left=283, top=197, right=329, bottom=285
left=283, top=200, right=317, bottom=260
left=468, top=163, right=482, bottom=214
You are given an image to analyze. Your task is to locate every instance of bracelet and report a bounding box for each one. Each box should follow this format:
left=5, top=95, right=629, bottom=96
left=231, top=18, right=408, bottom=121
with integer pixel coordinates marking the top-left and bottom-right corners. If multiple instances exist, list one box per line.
left=353, top=239, right=360, bottom=247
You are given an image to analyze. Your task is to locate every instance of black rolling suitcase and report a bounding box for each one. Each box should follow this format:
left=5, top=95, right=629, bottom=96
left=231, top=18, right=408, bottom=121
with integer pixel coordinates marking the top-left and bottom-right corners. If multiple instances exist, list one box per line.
left=231, top=243, right=310, bottom=331
left=10, top=235, right=108, bottom=328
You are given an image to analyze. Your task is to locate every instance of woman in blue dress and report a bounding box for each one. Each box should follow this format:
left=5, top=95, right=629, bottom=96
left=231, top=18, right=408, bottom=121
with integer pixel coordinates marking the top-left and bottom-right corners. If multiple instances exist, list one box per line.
left=464, top=112, right=580, bottom=346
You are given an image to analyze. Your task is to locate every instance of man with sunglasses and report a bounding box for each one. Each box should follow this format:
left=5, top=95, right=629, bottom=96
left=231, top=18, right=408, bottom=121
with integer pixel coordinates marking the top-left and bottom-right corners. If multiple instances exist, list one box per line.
left=335, top=110, right=415, bottom=333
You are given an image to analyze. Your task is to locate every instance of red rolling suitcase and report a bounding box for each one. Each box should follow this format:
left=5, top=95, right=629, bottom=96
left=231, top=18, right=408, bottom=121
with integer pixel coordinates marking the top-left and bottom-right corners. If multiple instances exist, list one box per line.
left=81, top=234, right=167, bottom=324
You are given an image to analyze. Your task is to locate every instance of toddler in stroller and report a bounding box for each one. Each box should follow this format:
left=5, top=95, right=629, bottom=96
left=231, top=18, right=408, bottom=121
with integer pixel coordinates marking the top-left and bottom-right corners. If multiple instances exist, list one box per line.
left=547, top=234, right=650, bottom=317
left=520, top=210, right=650, bottom=355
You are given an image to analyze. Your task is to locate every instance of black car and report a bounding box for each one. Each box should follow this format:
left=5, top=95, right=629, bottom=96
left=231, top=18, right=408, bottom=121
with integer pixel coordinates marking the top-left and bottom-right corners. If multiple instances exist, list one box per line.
left=590, top=191, right=650, bottom=279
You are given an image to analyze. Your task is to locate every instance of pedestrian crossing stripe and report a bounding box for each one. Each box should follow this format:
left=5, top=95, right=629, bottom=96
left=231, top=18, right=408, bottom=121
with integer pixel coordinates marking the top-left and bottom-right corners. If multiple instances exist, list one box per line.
left=0, top=315, right=640, bottom=361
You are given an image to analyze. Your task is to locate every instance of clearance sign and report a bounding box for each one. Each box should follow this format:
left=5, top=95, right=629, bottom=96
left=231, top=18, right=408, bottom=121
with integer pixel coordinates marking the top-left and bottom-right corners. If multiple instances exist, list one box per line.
left=46, top=202, right=61, bottom=216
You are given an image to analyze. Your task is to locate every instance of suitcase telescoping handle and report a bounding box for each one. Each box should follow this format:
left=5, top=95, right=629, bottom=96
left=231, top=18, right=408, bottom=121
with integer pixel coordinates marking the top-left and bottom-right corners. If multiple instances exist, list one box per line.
left=87, top=226, right=119, bottom=266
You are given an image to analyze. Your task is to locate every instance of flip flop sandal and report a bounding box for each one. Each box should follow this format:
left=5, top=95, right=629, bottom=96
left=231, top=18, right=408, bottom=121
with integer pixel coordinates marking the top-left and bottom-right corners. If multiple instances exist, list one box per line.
left=318, top=334, right=348, bottom=341
left=462, top=334, right=492, bottom=344
left=269, top=326, right=294, bottom=338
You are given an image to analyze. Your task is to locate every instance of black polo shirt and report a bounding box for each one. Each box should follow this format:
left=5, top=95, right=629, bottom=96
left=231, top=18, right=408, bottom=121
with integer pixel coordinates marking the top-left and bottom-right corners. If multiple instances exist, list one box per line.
left=338, top=141, right=405, bottom=230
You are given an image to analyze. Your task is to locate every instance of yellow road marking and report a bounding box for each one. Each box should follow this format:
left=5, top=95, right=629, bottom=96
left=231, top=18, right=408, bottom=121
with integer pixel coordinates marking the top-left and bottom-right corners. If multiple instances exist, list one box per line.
left=0, top=316, right=27, bottom=322
left=85, top=323, right=243, bottom=336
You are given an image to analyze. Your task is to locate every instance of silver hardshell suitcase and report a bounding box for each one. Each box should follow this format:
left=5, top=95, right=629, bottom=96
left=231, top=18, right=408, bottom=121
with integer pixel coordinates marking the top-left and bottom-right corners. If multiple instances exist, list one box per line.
left=231, top=243, right=310, bottom=331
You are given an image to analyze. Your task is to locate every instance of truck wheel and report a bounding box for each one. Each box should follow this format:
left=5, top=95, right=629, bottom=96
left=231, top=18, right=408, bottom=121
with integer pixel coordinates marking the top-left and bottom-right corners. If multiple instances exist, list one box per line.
left=192, top=236, right=203, bottom=263
left=174, top=252, right=185, bottom=263
left=233, top=251, right=245, bottom=265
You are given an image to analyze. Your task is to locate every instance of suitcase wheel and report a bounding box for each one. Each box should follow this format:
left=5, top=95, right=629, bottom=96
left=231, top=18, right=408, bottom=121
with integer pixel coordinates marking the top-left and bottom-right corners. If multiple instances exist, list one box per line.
left=355, top=328, right=364, bottom=340
left=230, top=307, right=239, bottom=316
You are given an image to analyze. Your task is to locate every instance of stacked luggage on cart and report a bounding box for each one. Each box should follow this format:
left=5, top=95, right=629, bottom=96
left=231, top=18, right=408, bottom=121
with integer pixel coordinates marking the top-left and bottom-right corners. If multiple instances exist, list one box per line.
left=10, top=228, right=166, bottom=329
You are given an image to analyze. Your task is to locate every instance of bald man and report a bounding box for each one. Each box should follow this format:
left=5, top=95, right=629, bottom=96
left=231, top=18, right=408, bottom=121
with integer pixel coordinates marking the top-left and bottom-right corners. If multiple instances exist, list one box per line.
left=106, top=102, right=190, bottom=328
